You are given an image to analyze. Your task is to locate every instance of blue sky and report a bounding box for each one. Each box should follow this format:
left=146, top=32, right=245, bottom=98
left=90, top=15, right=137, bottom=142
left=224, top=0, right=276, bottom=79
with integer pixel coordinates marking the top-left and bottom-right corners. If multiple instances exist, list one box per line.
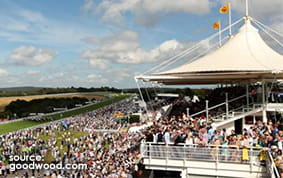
left=0, top=0, right=282, bottom=88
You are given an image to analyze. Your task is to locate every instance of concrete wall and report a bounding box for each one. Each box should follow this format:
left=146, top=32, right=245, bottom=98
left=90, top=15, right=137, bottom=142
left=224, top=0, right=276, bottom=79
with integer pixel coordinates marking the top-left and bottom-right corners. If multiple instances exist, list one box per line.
left=144, top=158, right=267, bottom=178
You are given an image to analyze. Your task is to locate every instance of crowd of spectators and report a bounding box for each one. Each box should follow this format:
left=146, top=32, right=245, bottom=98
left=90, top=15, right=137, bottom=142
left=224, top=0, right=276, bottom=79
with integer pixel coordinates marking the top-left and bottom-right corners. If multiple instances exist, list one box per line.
left=0, top=98, right=144, bottom=178
left=1, top=85, right=283, bottom=177
left=146, top=114, right=281, bottom=147
left=144, top=109, right=283, bottom=176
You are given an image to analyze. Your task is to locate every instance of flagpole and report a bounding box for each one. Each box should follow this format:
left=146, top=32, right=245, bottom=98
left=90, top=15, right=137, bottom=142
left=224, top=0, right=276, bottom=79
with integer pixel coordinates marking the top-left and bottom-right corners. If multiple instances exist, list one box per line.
left=245, top=0, right=249, bottom=17
left=219, top=21, right=222, bottom=46
left=228, top=2, right=232, bottom=36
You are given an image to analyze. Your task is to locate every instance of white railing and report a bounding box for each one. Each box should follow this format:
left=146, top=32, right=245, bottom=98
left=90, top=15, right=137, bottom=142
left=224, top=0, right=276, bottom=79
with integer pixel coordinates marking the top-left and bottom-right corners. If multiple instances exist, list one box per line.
left=141, top=142, right=261, bottom=164
left=190, top=92, right=283, bottom=121
left=190, top=94, right=247, bottom=119
left=141, top=142, right=283, bottom=177
left=212, top=103, right=261, bottom=121
left=266, top=150, right=280, bottom=178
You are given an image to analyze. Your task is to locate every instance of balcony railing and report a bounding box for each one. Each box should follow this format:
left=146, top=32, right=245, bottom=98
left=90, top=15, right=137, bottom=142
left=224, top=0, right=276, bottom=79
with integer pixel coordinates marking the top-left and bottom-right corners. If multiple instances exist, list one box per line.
left=266, top=150, right=280, bottom=178
left=141, top=142, right=262, bottom=164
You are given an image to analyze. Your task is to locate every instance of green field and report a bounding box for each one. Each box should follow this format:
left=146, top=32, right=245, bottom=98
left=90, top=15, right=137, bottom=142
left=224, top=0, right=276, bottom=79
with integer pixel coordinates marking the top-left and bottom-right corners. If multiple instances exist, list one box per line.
left=0, top=94, right=130, bottom=135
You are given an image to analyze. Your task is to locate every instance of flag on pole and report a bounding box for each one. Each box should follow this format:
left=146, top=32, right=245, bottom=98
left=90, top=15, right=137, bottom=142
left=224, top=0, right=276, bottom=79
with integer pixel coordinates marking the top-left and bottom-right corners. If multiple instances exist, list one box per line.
left=219, top=3, right=232, bottom=36
left=213, top=21, right=220, bottom=29
left=213, top=21, right=222, bottom=46
left=219, top=4, right=229, bottom=14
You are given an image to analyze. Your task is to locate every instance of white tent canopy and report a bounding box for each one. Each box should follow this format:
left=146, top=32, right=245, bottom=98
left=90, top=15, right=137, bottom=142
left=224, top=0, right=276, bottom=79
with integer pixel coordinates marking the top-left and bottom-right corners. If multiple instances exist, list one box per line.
left=160, top=19, right=283, bottom=74
left=137, top=17, right=283, bottom=85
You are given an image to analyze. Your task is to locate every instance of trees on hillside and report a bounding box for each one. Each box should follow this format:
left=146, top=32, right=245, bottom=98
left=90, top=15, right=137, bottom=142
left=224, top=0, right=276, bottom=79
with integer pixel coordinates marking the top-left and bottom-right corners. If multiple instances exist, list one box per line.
left=4, top=97, right=89, bottom=119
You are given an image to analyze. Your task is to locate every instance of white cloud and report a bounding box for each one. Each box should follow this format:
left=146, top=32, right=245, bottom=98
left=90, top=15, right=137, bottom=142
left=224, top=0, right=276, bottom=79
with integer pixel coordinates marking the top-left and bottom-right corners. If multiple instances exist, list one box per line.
left=18, top=10, right=45, bottom=23
left=0, top=9, right=45, bottom=33
left=87, top=74, right=97, bottom=79
left=0, top=9, right=98, bottom=50
left=27, top=70, right=40, bottom=75
left=226, top=0, right=283, bottom=19
left=224, top=0, right=283, bottom=29
left=87, top=73, right=109, bottom=83
left=0, top=18, right=30, bottom=32
left=86, top=69, right=132, bottom=87
left=82, top=0, right=94, bottom=12
left=94, top=0, right=211, bottom=26
left=81, top=30, right=194, bottom=68
left=0, top=69, right=8, bottom=77
left=8, top=46, right=58, bottom=66
left=104, top=68, right=131, bottom=83
left=81, top=50, right=110, bottom=69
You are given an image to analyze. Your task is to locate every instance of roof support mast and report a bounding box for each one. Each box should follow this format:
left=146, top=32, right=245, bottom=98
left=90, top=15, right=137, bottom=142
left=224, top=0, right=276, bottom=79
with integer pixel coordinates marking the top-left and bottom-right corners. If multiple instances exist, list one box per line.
left=219, top=21, right=222, bottom=46
left=228, top=3, right=232, bottom=36
left=245, top=0, right=249, bottom=17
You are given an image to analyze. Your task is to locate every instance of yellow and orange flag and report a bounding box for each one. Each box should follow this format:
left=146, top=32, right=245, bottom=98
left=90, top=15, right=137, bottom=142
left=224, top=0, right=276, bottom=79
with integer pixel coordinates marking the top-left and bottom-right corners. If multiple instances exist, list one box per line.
left=213, top=21, right=220, bottom=29
left=219, top=4, right=229, bottom=14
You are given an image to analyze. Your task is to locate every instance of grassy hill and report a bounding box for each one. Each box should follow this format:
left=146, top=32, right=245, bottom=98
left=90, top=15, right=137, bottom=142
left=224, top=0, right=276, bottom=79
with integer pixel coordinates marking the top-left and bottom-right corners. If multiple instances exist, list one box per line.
left=0, top=92, right=105, bottom=112
left=0, top=86, right=43, bottom=91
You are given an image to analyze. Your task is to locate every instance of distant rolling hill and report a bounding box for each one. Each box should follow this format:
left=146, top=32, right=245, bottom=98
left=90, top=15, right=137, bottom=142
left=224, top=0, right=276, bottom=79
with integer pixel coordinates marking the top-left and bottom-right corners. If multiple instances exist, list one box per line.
left=0, top=87, right=44, bottom=92
left=0, top=92, right=105, bottom=112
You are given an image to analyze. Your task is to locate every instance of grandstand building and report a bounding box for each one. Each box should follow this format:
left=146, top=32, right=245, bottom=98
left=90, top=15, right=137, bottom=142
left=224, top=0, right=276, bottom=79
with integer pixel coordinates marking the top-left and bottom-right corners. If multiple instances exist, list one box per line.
left=136, top=3, right=283, bottom=178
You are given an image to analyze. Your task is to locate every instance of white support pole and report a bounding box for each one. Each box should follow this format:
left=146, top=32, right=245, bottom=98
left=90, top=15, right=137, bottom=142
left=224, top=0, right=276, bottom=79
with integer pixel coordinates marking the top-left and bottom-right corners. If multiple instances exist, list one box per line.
left=206, top=100, right=209, bottom=122
left=143, top=83, right=154, bottom=111
left=262, top=81, right=265, bottom=105
left=135, top=78, right=145, bottom=104
left=165, top=144, right=168, bottom=165
left=263, top=107, right=267, bottom=123
left=249, top=146, right=253, bottom=173
left=226, top=92, right=229, bottom=119
left=180, top=170, right=187, bottom=178
left=228, top=2, right=232, bottom=36
left=140, top=141, right=144, bottom=157
left=246, top=84, right=249, bottom=110
left=219, top=21, right=222, bottom=46
left=253, top=104, right=256, bottom=124
left=135, top=77, right=148, bottom=115
left=262, top=80, right=267, bottom=123
left=186, top=108, right=190, bottom=118
left=216, top=146, right=219, bottom=171
left=245, top=0, right=249, bottom=17
left=149, top=143, right=152, bottom=165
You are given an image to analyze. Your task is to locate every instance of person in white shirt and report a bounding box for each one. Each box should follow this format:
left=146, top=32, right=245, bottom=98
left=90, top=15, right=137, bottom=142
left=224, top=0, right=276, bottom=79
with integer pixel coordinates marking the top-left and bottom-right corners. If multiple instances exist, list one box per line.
left=164, top=129, right=171, bottom=144
left=186, top=135, right=194, bottom=145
